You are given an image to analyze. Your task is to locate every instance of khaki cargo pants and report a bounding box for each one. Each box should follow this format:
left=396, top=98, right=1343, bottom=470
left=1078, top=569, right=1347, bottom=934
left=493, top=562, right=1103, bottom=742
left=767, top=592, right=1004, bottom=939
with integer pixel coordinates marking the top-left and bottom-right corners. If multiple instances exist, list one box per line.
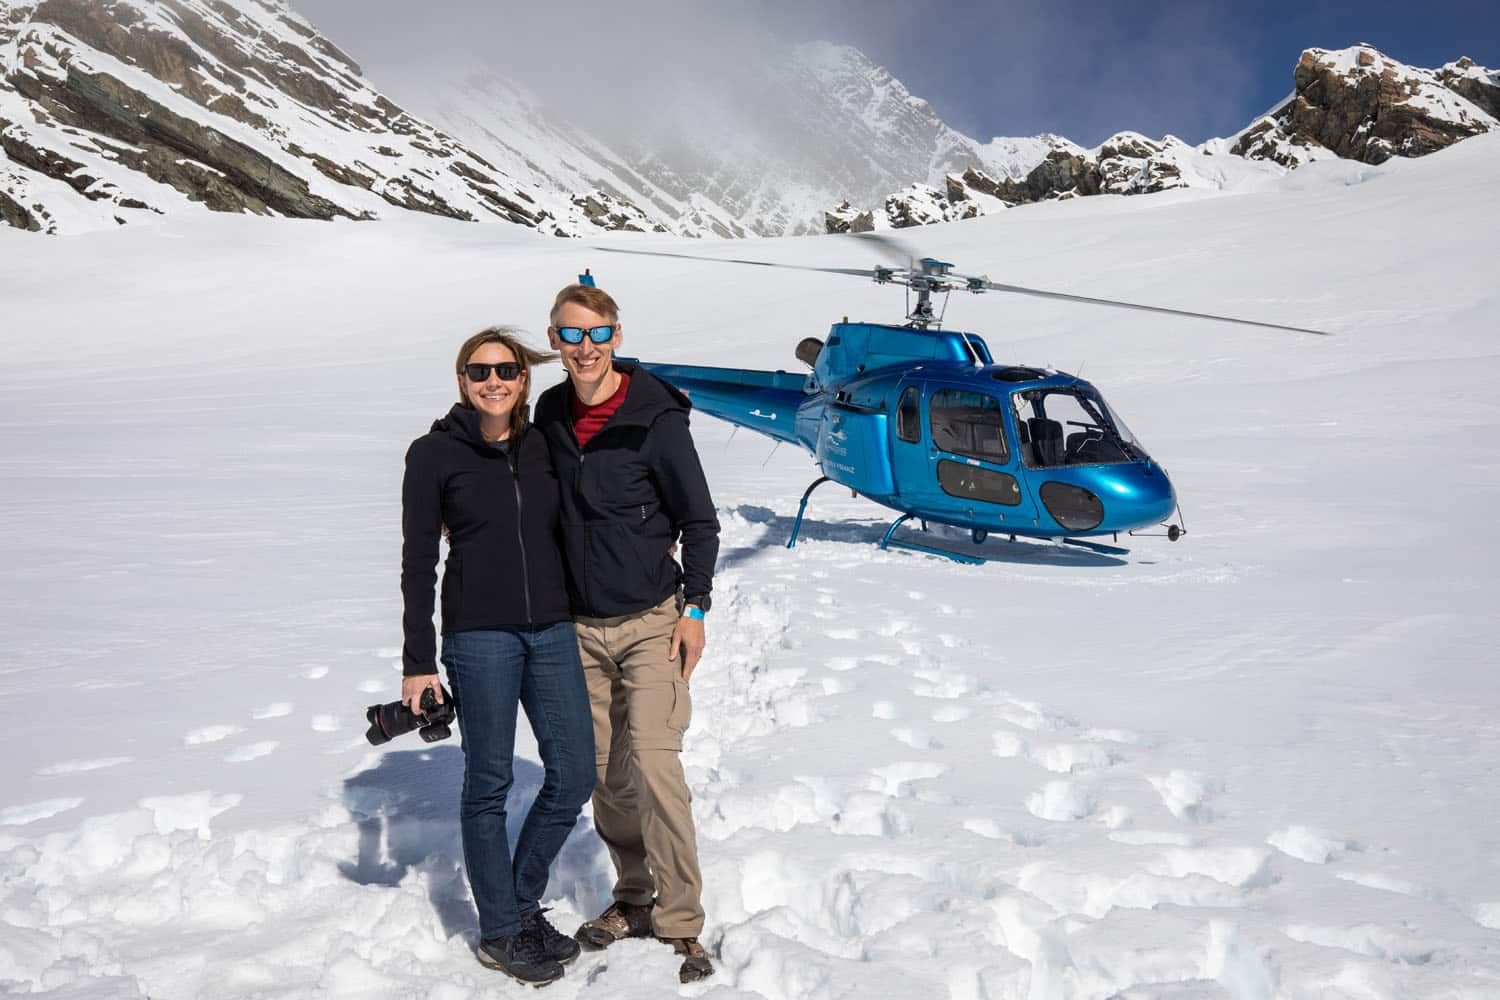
left=575, top=595, right=704, bottom=938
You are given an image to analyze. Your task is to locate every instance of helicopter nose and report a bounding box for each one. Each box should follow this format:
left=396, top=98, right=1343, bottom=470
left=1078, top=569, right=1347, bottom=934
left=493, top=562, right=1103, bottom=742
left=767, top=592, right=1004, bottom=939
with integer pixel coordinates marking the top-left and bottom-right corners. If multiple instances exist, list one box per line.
left=1087, top=464, right=1176, bottom=532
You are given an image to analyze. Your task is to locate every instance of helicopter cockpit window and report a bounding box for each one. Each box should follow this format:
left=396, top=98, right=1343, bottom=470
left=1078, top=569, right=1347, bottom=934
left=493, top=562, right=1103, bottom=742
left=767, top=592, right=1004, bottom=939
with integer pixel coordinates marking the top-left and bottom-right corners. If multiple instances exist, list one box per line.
left=930, top=389, right=1008, bottom=463
left=1011, top=388, right=1146, bottom=468
left=896, top=387, right=920, bottom=443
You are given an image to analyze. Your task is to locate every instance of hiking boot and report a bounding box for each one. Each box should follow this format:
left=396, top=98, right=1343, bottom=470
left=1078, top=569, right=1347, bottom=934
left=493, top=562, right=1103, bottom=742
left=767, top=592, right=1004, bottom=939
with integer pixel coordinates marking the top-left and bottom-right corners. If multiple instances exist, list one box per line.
left=521, top=907, right=581, bottom=965
left=660, top=936, right=715, bottom=983
left=574, top=899, right=655, bottom=950
left=477, top=932, right=564, bottom=987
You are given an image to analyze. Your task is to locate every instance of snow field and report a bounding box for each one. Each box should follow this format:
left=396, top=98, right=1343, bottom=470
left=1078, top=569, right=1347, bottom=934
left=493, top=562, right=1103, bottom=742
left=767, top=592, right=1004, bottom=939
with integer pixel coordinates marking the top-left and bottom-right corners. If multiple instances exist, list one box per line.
left=2, top=134, right=1499, bottom=997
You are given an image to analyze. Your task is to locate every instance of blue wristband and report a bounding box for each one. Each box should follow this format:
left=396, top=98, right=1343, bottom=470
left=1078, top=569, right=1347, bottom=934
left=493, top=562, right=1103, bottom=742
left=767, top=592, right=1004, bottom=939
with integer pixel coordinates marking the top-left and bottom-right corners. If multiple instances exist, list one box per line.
left=683, top=605, right=706, bottom=620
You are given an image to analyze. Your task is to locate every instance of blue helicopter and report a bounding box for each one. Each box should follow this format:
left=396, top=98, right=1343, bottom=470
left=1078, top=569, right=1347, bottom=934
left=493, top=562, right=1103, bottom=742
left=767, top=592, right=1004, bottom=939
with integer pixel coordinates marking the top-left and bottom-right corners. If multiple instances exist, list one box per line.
left=594, top=244, right=1327, bottom=563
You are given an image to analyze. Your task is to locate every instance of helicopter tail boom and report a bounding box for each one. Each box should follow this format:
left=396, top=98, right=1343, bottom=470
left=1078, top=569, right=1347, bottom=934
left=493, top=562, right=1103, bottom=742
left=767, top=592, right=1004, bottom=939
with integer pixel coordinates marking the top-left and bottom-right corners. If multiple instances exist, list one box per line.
left=626, top=359, right=810, bottom=447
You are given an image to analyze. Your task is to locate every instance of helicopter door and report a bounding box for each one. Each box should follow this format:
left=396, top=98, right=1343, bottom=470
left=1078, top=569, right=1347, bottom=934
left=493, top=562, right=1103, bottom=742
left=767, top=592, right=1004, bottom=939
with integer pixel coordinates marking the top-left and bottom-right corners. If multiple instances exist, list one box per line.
left=923, top=387, right=1039, bottom=530
left=889, top=382, right=931, bottom=503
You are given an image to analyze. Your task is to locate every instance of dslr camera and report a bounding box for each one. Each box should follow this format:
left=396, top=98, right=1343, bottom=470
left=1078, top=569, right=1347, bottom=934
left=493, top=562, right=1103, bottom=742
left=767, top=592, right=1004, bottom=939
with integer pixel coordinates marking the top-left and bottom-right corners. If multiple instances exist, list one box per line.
left=364, top=685, right=456, bottom=746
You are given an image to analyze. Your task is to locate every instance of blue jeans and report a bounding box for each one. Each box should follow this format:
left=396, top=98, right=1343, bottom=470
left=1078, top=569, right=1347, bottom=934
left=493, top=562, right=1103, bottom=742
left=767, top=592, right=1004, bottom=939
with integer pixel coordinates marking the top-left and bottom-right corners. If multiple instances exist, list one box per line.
left=441, top=622, right=596, bottom=939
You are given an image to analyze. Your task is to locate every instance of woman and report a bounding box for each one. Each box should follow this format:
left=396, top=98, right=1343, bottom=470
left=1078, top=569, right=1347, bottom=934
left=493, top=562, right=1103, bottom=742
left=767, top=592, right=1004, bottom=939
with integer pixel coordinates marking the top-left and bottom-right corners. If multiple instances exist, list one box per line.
left=400, top=327, right=595, bottom=986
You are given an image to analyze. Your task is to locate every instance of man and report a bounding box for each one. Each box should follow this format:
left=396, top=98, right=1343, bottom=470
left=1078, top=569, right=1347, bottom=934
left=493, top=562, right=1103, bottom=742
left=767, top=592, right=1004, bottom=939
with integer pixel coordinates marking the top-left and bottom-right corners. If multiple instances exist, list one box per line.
left=533, top=281, right=720, bottom=984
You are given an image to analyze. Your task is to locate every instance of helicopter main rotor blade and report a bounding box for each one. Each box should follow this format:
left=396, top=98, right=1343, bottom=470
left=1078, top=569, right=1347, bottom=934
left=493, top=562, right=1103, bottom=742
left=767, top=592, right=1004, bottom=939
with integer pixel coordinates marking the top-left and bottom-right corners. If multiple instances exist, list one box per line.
left=979, top=280, right=1330, bottom=336
left=846, top=231, right=920, bottom=266
left=594, top=246, right=877, bottom=279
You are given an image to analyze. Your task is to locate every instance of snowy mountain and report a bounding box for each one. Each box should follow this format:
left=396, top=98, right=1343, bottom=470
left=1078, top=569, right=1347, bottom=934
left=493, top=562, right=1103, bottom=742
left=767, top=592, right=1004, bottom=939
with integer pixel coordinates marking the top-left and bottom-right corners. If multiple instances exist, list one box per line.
left=857, top=45, right=1499, bottom=230
left=397, top=42, right=1066, bottom=239
left=0, top=0, right=661, bottom=235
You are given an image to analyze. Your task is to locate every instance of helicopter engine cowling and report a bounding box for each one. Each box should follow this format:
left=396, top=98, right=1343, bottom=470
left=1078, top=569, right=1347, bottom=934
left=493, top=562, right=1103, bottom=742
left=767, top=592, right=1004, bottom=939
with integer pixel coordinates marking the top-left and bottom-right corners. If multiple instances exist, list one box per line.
left=817, top=405, right=894, bottom=497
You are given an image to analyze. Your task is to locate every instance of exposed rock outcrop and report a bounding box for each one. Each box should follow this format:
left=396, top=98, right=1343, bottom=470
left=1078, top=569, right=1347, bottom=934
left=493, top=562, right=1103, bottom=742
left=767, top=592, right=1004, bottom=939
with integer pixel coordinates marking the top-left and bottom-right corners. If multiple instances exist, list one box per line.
left=1436, top=56, right=1500, bottom=120
left=824, top=199, right=874, bottom=234
left=1232, top=46, right=1497, bottom=166
left=566, top=188, right=667, bottom=234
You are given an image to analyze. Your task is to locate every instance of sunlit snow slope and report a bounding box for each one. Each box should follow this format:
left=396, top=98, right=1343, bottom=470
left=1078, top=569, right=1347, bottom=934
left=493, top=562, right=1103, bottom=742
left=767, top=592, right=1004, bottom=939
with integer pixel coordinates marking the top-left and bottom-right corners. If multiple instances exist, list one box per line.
left=1, top=135, right=1497, bottom=999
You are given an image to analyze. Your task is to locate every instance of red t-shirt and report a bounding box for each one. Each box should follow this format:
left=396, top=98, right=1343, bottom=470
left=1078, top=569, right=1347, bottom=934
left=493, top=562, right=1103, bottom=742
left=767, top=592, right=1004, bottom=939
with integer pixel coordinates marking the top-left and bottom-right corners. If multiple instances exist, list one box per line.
left=571, top=372, right=630, bottom=448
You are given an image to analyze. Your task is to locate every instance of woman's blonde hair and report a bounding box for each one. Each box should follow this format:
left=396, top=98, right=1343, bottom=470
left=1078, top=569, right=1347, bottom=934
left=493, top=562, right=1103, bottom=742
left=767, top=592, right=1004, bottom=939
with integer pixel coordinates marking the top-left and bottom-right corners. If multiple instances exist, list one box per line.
left=455, top=326, right=558, bottom=439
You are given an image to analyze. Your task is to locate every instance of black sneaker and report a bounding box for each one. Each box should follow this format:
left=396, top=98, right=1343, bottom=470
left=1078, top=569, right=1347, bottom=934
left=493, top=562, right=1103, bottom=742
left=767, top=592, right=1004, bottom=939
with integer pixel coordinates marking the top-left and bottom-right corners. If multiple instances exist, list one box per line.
left=521, top=908, right=582, bottom=965
left=477, top=932, right=564, bottom=987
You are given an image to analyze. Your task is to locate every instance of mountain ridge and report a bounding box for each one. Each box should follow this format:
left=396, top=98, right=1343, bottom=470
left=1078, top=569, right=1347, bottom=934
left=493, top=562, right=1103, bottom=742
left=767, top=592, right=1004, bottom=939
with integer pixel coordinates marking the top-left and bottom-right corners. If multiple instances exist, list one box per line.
left=1, top=3, right=1494, bottom=237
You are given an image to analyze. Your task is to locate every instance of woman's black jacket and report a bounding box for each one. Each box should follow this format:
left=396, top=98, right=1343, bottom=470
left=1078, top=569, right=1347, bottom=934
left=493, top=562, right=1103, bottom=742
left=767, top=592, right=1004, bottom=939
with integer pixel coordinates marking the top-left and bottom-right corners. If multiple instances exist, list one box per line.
left=401, top=404, right=571, bottom=676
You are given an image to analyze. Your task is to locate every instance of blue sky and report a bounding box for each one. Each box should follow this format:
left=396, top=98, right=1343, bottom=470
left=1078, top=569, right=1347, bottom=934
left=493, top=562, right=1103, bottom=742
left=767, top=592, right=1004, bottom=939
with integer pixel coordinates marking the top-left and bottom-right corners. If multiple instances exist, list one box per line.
left=789, top=0, right=1500, bottom=144
left=298, top=0, right=1498, bottom=147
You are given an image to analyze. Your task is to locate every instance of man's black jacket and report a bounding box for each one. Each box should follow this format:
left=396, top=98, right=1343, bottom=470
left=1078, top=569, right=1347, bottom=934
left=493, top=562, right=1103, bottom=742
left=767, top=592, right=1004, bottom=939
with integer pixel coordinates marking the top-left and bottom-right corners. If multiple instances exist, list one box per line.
left=534, top=362, right=720, bottom=619
left=401, top=404, right=572, bottom=676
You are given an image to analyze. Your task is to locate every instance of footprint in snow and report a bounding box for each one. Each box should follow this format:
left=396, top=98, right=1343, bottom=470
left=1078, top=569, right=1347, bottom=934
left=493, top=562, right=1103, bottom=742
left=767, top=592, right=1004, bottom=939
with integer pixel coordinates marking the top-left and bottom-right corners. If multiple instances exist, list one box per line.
left=1029, top=742, right=1118, bottom=774
left=0, top=797, right=85, bottom=826
left=931, top=705, right=970, bottom=723
left=251, top=702, right=293, bottom=720
left=1267, top=825, right=1355, bottom=864
left=302, top=665, right=330, bottom=680
left=1283, top=923, right=1435, bottom=965
left=36, top=756, right=132, bottom=776
left=964, top=817, right=1046, bottom=845
left=892, top=727, right=942, bottom=750
left=1148, top=770, right=1216, bottom=824
left=184, top=724, right=242, bottom=746
left=1025, top=779, right=1097, bottom=821
left=225, top=741, right=279, bottom=763
left=826, top=628, right=861, bottom=641
left=311, top=715, right=341, bottom=732
left=1334, top=871, right=1419, bottom=896
left=872, top=700, right=898, bottom=720
left=910, top=668, right=973, bottom=699
left=868, top=761, right=948, bottom=797
left=356, top=678, right=386, bottom=694
left=826, top=656, right=859, bottom=672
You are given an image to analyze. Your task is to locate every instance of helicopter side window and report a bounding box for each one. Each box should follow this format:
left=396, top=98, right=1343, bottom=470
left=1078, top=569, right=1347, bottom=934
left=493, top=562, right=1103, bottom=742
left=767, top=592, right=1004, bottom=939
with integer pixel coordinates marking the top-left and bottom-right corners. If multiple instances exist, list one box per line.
left=930, top=389, right=1008, bottom=463
left=896, top=387, right=920, bottom=443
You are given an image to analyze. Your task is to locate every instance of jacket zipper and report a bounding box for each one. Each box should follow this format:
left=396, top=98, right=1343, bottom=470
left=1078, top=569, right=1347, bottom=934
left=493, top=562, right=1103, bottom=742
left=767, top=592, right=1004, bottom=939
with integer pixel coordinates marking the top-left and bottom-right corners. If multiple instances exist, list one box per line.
left=509, top=431, right=533, bottom=625
left=579, top=446, right=594, bottom=618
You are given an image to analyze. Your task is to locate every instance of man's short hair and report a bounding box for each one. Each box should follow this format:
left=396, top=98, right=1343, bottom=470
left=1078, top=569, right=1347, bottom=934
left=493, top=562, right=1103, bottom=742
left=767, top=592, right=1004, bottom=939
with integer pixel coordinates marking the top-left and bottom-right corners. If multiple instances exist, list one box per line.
left=550, top=284, right=620, bottom=326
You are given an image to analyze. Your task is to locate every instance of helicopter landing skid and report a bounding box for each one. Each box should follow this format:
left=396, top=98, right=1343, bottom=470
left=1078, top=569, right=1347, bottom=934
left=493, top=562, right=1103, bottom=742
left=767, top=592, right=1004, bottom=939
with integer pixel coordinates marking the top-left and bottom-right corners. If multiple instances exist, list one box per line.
left=1062, top=537, right=1131, bottom=556
left=878, top=514, right=986, bottom=566
left=785, top=476, right=833, bottom=550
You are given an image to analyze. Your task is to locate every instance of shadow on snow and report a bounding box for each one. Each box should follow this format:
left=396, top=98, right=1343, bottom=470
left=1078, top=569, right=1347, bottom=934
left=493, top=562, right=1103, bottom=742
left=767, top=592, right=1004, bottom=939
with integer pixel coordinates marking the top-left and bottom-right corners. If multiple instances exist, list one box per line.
left=339, top=745, right=612, bottom=942
left=720, top=504, right=1128, bottom=570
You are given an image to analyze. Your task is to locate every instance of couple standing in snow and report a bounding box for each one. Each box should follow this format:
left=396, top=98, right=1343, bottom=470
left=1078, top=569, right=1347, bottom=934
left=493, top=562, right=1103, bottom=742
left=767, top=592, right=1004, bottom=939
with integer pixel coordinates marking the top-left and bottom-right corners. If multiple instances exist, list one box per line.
left=399, top=281, right=720, bottom=986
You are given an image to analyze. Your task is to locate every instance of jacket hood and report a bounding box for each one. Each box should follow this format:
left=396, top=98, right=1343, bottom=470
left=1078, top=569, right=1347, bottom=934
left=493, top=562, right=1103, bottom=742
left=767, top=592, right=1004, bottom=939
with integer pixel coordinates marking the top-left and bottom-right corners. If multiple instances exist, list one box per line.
left=536, top=361, right=691, bottom=429
left=431, top=403, right=528, bottom=445
left=614, top=361, right=692, bottom=425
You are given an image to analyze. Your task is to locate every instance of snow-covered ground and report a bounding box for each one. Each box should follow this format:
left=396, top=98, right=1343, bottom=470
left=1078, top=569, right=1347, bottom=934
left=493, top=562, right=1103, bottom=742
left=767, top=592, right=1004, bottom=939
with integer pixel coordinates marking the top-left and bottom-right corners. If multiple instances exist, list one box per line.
left=1, top=134, right=1497, bottom=999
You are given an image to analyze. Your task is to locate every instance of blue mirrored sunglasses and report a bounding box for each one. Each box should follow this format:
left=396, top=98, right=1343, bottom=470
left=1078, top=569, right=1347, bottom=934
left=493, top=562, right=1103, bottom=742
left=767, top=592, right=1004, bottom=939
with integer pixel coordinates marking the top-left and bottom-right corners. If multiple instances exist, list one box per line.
left=553, top=324, right=617, bottom=345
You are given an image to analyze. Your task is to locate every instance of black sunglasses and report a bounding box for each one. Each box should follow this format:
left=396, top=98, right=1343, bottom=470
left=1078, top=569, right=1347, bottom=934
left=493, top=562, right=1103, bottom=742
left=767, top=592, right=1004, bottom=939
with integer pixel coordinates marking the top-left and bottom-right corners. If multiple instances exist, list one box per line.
left=552, top=324, right=617, bottom=345
left=463, top=362, right=523, bottom=382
